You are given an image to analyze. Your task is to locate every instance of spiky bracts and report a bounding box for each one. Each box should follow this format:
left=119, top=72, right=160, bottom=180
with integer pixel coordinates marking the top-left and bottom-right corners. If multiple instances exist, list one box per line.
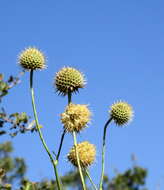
left=68, top=141, right=96, bottom=168
left=19, top=47, right=46, bottom=70
left=110, top=101, right=133, bottom=126
left=54, top=67, right=85, bottom=96
left=61, top=103, right=91, bottom=133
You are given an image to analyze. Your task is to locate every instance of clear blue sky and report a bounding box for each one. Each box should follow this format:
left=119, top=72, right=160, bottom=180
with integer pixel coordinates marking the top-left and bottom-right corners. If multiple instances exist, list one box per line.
left=1, top=0, right=164, bottom=189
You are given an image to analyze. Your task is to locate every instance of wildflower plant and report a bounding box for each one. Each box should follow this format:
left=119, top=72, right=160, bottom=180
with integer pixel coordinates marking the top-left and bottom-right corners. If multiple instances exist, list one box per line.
left=18, top=47, right=134, bottom=190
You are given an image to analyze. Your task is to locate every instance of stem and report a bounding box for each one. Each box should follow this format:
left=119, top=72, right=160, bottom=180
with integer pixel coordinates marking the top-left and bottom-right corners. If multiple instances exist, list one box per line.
left=85, top=169, right=98, bottom=190
left=30, top=70, right=62, bottom=190
left=99, top=117, right=113, bottom=190
left=73, top=131, right=87, bottom=190
left=56, top=92, right=72, bottom=161
left=56, top=129, right=66, bottom=160
left=68, top=91, right=72, bottom=104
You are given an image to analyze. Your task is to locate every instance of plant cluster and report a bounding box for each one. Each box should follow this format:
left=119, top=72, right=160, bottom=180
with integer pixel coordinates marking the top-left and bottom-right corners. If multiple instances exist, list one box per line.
left=0, top=48, right=148, bottom=190
left=16, top=47, right=135, bottom=190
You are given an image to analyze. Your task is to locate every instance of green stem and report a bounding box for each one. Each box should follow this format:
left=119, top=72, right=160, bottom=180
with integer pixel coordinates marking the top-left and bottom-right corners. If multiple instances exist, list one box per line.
left=68, top=91, right=72, bottom=104
left=99, top=117, right=113, bottom=190
left=56, top=92, right=72, bottom=161
left=73, top=131, right=87, bottom=190
left=85, top=169, right=98, bottom=190
left=56, top=129, right=66, bottom=160
left=30, top=70, right=62, bottom=190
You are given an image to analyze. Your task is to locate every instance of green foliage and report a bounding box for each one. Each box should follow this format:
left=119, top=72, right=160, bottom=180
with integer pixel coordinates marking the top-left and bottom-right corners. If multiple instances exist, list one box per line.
left=0, top=74, right=11, bottom=100
left=0, top=141, right=26, bottom=188
left=0, top=73, right=37, bottom=137
left=0, top=73, right=23, bottom=100
left=103, top=166, right=147, bottom=190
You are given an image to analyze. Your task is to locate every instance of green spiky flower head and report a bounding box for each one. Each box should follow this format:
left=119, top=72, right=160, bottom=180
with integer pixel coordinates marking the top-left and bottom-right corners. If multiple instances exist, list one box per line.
left=67, top=141, right=96, bottom=168
left=54, top=67, right=85, bottom=96
left=19, top=47, right=46, bottom=70
left=110, top=101, right=133, bottom=126
left=61, top=103, right=91, bottom=133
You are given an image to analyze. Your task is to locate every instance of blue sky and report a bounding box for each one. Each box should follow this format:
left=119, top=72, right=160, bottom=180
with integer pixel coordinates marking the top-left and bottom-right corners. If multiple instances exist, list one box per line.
left=1, top=0, right=164, bottom=189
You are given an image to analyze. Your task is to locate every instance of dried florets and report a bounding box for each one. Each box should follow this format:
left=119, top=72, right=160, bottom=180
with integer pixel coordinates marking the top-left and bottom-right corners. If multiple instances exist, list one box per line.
left=61, top=103, right=91, bottom=132
left=68, top=141, right=96, bottom=168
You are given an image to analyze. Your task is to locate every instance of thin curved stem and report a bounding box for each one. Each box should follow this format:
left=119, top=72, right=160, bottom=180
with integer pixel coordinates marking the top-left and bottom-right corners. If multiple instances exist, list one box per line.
left=56, top=92, right=72, bottom=161
left=99, top=117, right=113, bottom=190
left=85, top=169, right=98, bottom=190
left=30, top=70, right=62, bottom=190
left=73, top=131, right=87, bottom=190
left=56, top=129, right=66, bottom=160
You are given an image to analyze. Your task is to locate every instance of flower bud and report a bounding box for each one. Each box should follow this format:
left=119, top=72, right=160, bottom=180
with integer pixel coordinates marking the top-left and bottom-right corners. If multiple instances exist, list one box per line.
left=110, top=101, right=133, bottom=126
left=19, top=47, right=46, bottom=70
left=55, top=67, right=85, bottom=96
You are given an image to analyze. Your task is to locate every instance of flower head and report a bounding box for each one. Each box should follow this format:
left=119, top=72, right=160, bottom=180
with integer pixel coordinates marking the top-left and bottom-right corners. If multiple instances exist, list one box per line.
left=110, top=101, right=133, bottom=126
left=61, top=103, right=91, bottom=133
left=54, top=67, right=85, bottom=96
left=68, top=141, right=96, bottom=168
left=19, top=47, right=46, bottom=70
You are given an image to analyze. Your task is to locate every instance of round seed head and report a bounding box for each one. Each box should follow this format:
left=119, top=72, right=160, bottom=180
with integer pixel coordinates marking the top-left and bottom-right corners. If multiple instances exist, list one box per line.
left=19, top=47, right=46, bottom=70
left=55, top=67, right=85, bottom=96
left=61, top=103, right=91, bottom=133
left=67, top=141, right=96, bottom=168
left=110, top=101, right=133, bottom=126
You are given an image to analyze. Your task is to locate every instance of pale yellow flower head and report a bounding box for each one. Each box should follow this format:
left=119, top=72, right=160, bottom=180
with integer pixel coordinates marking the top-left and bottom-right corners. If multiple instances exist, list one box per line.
left=61, top=103, right=91, bottom=132
left=68, top=141, right=96, bottom=168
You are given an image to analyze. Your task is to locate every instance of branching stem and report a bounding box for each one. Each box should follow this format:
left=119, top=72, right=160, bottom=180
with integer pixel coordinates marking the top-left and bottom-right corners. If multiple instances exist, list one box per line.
left=30, top=70, right=62, bottom=190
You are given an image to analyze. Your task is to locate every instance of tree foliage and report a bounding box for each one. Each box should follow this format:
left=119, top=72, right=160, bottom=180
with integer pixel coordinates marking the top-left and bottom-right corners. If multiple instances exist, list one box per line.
left=0, top=73, right=38, bottom=137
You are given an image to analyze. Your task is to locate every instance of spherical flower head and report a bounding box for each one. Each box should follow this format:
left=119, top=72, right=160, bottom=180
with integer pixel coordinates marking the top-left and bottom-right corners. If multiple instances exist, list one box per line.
left=110, top=101, right=133, bottom=126
left=55, top=67, right=85, bottom=96
left=61, top=103, right=91, bottom=133
left=19, top=47, right=46, bottom=70
left=67, top=141, right=96, bottom=168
